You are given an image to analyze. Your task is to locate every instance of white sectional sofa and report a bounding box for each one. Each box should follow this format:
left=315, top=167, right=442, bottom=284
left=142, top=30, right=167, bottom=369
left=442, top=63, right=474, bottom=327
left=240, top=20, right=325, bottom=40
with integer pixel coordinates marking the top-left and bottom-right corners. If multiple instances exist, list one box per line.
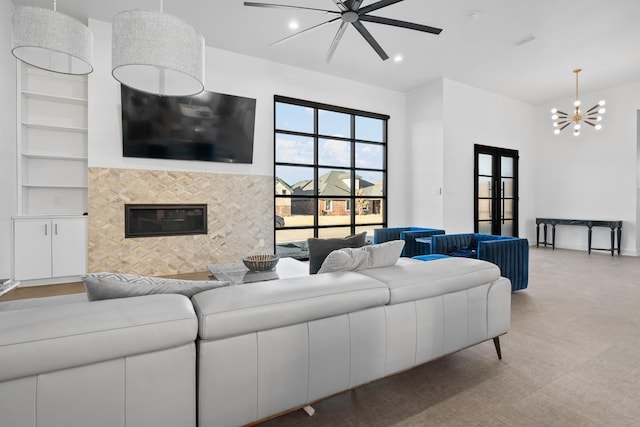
left=192, top=257, right=511, bottom=426
left=0, top=293, right=198, bottom=427
left=0, top=256, right=511, bottom=427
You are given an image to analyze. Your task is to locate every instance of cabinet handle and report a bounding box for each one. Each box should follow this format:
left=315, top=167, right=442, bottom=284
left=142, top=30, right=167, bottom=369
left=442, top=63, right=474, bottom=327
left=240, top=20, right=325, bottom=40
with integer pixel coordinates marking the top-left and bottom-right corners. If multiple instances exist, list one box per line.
left=44, top=224, right=48, bottom=236
left=55, top=223, right=58, bottom=235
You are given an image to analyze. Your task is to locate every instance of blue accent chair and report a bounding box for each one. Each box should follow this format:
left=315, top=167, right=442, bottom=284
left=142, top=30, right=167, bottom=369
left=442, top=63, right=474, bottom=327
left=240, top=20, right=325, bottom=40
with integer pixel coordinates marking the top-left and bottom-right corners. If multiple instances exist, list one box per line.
left=430, top=233, right=529, bottom=291
left=373, top=227, right=446, bottom=257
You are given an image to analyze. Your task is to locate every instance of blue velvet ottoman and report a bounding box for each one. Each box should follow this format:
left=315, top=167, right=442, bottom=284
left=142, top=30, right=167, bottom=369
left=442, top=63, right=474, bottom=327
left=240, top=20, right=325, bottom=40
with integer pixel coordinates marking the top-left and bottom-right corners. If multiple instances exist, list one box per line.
left=412, top=254, right=450, bottom=262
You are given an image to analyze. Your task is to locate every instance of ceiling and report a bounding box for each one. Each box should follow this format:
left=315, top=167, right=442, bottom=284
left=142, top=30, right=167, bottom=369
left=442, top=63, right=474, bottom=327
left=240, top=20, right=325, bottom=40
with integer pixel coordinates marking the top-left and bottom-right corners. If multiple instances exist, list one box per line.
left=11, top=0, right=640, bottom=104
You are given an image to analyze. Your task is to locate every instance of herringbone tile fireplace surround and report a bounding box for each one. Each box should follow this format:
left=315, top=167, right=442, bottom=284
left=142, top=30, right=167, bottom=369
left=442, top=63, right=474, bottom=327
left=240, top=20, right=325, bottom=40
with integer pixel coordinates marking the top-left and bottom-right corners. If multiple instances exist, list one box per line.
left=88, top=167, right=272, bottom=276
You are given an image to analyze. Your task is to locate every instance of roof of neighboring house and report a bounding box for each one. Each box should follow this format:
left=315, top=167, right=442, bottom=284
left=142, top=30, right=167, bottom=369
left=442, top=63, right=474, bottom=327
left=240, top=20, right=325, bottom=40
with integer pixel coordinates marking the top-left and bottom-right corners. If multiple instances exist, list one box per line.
left=291, top=171, right=376, bottom=197
left=359, top=181, right=383, bottom=197
left=275, top=176, right=293, bottom=193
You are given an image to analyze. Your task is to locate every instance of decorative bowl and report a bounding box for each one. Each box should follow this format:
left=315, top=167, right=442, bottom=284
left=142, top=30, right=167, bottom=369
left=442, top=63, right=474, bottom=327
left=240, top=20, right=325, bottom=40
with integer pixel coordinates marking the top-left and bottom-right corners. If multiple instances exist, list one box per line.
left=242, top=254, right=279, bottom=272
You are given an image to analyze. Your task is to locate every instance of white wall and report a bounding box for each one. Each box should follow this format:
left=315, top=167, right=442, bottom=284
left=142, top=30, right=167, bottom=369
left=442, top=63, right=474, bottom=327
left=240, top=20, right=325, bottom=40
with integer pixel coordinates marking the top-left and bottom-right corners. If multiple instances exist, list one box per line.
left=405, top=79, right=444, bottom=228
left=0, top=0, right=17, bottom=279
left=536, top=80, right=640, bottom=255
left=442, top=79, right=536, bottom=241
left=405, top=78, right=537, bottom=242
left=87, top=19, right=409, bottom=226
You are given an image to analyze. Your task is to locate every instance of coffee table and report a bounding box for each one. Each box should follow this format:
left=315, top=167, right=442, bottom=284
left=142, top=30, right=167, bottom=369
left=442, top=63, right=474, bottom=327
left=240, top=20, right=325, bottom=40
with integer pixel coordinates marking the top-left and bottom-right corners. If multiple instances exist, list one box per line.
left=207, top=257, right=308, bottom=285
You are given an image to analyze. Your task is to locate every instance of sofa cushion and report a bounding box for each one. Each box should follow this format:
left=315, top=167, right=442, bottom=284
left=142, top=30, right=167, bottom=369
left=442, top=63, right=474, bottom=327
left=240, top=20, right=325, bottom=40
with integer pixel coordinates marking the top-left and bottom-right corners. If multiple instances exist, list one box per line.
left=307, top=232, right=367, bottom=274
left=357, top=257, right=501, bottom=305
left=83, top=272, right=229, bottom=301
left=0, top=293, right=88, bottom=312
left=447, top=246, right=477, bottom=258
left=0, top=294, right=197, bottom=383
left=191, top=272, right=389, bottom=340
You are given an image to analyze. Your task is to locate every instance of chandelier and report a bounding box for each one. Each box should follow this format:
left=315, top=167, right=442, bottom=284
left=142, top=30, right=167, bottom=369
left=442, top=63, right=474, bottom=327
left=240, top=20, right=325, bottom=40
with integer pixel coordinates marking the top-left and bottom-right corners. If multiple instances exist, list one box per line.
left=551, top=69, right=605, bottom=136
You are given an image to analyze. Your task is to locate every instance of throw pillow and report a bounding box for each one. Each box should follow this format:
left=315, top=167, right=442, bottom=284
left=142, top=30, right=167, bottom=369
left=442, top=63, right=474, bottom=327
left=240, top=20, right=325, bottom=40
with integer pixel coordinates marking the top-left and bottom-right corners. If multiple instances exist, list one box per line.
left=307, top=231, right=367, bottom=274
left=317, top=248, right=370, bottom=274
left=362, top=240, right=405, bottom=269
left=82, top=272, right=230, bottom=301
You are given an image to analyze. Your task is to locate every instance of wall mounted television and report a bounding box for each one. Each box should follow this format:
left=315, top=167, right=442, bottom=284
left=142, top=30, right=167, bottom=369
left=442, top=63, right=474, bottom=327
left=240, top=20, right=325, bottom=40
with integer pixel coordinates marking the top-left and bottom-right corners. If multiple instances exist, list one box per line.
left=121, top=85, right=256, bottom=163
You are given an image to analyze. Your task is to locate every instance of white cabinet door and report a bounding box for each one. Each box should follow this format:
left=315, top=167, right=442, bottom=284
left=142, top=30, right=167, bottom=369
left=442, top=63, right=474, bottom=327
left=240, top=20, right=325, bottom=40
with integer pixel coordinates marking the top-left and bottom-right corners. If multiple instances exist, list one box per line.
left=14, top=219, right=52, bottom=281
left=14, top=216, right=87, bottom=281
left=52, top=217, right=87, bottom=277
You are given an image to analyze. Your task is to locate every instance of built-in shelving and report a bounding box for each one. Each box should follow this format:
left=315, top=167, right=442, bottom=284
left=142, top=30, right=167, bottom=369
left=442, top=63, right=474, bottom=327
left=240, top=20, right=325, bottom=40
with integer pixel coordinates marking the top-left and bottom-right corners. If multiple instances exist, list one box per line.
left=21, top=90, right=88, bottom=105
left=22, top=122, right=88, bottom=133
left=21, top=153, right=88, bottom=161
left=22, top=184, right=89, bottom=189
left=17, top=63, right=88, bottom=216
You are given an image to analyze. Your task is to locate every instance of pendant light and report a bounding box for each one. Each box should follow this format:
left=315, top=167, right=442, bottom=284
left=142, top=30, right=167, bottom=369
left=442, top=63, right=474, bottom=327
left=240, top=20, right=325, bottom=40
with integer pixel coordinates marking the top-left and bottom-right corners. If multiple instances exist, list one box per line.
left=111, top=0, right=205, bottom=97
left=12, top=0, right=93, bottom=75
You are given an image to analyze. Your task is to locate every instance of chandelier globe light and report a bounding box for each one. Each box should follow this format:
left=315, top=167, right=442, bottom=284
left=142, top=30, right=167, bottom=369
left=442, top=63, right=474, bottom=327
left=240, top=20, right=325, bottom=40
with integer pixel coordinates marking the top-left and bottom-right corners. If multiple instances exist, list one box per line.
left=111, top=0, right=205, bottom=97
left=11, top=0, right=93, bottom=75
left=551, top=68, right=605, bottom=136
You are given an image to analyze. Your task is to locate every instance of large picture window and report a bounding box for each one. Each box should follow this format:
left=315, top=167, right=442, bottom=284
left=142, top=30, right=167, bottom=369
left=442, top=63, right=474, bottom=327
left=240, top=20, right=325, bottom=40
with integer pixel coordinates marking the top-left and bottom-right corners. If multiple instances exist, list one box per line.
left=274, top=96, right=388, bottom=259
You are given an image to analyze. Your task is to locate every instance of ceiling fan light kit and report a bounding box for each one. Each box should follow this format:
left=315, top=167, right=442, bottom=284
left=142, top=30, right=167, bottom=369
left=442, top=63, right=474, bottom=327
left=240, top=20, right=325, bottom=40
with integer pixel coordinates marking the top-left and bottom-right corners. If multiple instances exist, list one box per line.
left=551, top=69, right=605, bottom=136
left=244, top=0, right=442, bottom=63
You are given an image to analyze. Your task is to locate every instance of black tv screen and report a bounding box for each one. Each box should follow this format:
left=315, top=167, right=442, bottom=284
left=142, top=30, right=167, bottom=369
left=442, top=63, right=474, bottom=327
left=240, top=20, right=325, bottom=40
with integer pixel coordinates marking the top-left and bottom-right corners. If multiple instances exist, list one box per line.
left=121, top=86, right=256, bottom=163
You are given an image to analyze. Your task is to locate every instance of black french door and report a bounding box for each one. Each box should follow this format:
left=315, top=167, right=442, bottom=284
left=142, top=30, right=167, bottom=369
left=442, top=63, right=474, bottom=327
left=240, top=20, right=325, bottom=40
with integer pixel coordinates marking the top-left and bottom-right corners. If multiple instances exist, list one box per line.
left=474, top=144, right=519, bottom=237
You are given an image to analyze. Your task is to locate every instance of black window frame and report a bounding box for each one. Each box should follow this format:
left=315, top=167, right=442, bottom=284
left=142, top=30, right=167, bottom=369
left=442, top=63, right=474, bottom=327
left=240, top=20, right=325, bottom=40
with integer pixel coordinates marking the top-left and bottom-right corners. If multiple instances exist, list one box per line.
left=274, top=95, right=389, bottom=256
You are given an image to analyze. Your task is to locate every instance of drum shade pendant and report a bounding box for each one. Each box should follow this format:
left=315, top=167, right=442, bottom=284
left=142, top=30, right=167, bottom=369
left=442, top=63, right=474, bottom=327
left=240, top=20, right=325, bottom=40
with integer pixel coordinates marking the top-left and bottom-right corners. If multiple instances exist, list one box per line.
left=12, top=0, right=93, bottom=75
left=551, top=69, right=606, bottom=136
left=112, top=0, right=205, bottom=96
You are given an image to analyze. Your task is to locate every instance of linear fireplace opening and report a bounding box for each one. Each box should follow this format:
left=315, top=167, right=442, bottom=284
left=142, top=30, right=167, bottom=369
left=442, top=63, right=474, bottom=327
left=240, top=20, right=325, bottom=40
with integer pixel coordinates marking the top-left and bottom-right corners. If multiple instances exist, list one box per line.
left=125, top=204, right=207, bottom=238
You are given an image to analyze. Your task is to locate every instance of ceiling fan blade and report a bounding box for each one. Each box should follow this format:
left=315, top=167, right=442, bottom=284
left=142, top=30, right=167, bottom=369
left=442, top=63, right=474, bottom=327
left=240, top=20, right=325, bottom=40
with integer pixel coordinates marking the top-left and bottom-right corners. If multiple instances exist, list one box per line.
left=352, top=21, right=389, bottom=60
left=359, top=14, right=443, bottom=34
left=244, top=2, right=337, bottom=14
left=331, top=0, right=348, bottom=12
left=343, top=0, right=364, bottom=11
left=358, top=0, right=404, bottom=15
left=271, top=17, right=340, bottom=46
left=325, top=21, right=350, bottom=64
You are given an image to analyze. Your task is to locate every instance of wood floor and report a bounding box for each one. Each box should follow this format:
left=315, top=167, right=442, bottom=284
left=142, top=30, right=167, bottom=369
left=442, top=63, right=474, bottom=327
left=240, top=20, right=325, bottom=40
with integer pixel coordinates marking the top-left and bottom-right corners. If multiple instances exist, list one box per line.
left=2, top=249, right=639, bottom=426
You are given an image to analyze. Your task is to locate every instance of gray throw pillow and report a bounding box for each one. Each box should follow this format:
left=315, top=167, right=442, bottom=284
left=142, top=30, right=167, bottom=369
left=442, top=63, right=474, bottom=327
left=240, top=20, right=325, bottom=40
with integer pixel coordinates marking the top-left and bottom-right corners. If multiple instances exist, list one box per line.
left=82, top=272, right=230, bottom=301
left=307, top=231, right=367, bottom=274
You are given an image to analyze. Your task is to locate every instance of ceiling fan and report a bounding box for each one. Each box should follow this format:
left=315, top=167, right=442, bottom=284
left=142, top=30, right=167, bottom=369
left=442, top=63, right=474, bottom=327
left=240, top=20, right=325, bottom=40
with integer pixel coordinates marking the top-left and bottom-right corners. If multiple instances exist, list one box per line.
left=244, top=0, right=443, bottom=63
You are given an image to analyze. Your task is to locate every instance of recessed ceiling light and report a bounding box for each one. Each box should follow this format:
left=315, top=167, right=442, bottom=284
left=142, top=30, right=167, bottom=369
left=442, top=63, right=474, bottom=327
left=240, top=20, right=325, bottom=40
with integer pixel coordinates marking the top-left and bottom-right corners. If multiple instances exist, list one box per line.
left=466, top=11, right=481, bottom=22
left=288, top=20, right=299, bottom=30
left=393, top=54, right=403, bottom=62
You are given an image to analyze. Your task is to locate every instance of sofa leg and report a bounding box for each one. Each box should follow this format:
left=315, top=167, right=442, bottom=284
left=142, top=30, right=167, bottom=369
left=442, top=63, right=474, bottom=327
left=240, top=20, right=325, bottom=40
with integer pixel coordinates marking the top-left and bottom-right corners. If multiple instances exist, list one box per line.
left=493, top=336, right=502, bottom=360
left=303, top=405, right=315, bottom=416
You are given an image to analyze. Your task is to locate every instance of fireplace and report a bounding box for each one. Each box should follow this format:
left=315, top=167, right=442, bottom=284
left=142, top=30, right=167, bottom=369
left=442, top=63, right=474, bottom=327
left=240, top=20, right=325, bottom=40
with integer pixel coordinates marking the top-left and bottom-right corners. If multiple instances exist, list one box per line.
left=125, top=204, right=207, bottom=238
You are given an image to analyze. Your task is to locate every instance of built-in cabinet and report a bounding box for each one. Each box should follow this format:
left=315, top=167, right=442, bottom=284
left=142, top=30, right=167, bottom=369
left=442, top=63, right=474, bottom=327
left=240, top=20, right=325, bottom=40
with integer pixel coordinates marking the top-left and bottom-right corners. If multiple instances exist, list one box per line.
left=13, top=216, right=87, bottom=281
left=13, top=63, right=89, bottom=283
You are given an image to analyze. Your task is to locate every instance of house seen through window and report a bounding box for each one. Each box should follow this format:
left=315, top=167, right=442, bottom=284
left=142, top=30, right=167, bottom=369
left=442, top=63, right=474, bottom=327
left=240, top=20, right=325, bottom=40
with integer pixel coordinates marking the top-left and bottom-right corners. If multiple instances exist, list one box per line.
left=274, top=96, right=388, bottom=259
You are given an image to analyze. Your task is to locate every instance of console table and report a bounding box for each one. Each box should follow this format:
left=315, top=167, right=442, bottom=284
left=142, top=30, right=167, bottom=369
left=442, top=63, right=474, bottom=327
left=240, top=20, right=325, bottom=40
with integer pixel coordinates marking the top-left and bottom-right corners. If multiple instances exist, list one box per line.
left=535, top=218, right=622, bottom=256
